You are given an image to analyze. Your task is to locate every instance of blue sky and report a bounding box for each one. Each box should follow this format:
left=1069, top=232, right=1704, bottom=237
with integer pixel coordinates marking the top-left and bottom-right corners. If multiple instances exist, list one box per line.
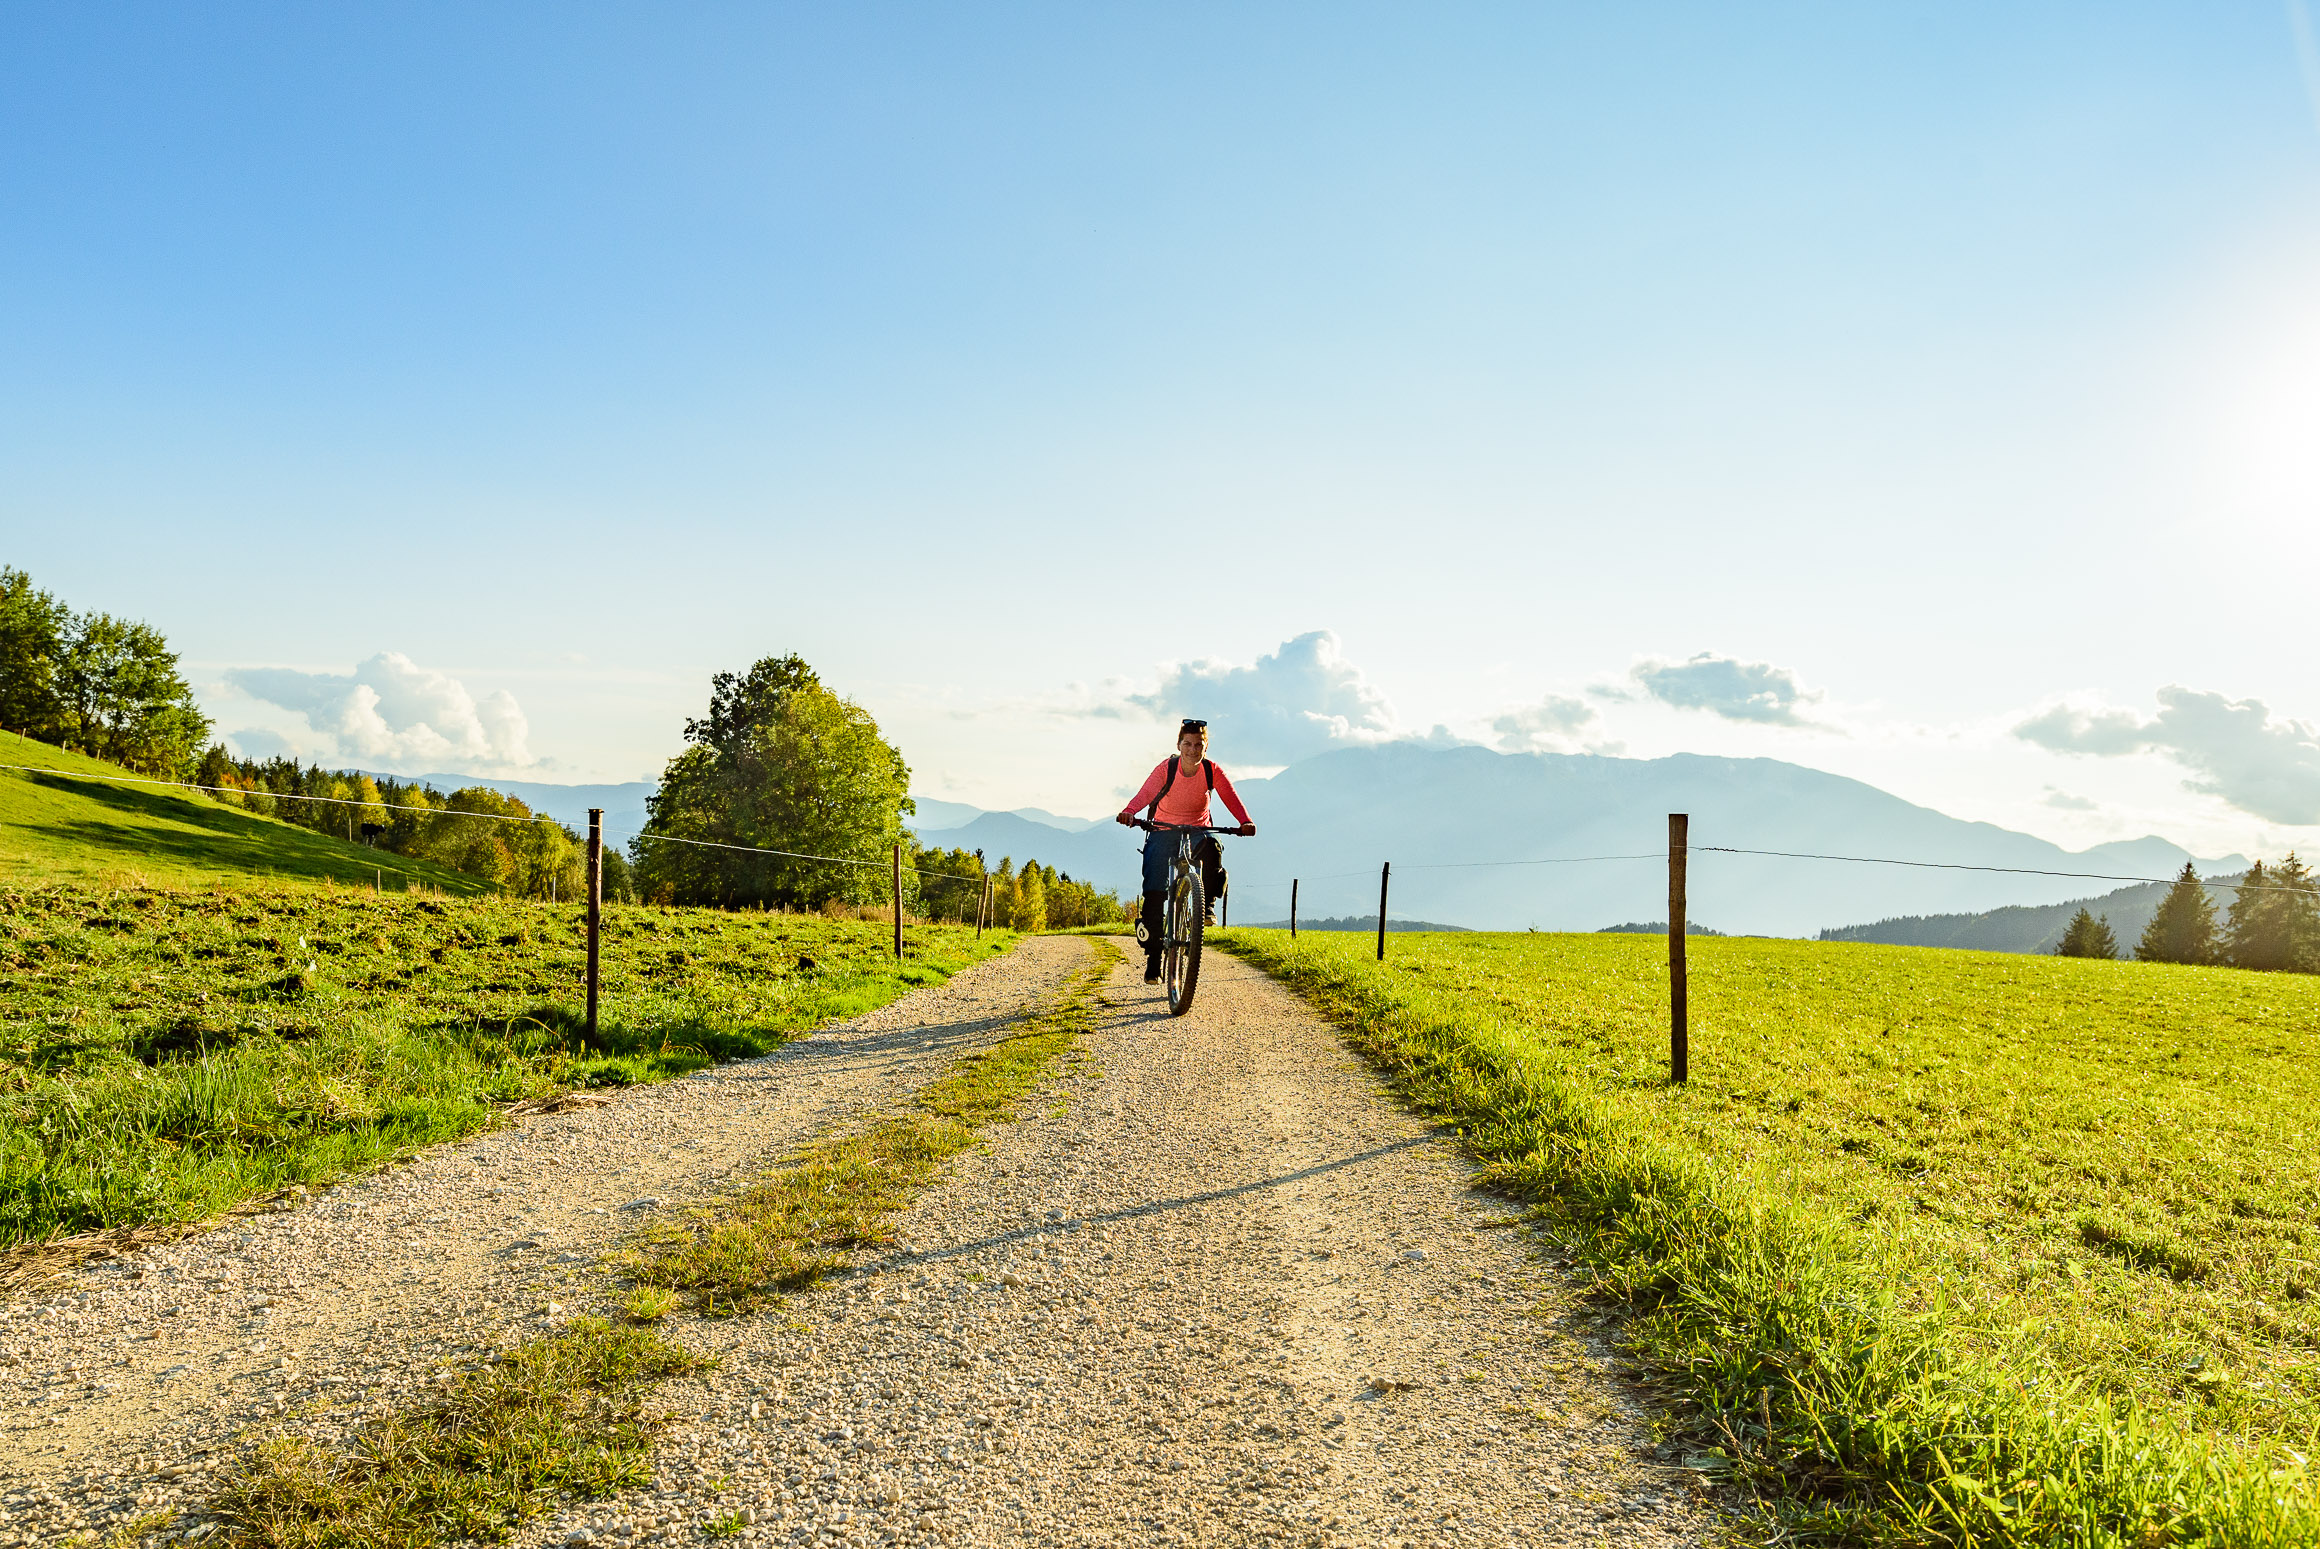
left=7, top=3, right=2320, bottom=857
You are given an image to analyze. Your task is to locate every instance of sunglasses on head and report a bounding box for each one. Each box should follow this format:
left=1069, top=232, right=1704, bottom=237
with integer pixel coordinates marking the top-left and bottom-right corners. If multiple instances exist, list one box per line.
left=1179, top=720, right=1207, bottom=733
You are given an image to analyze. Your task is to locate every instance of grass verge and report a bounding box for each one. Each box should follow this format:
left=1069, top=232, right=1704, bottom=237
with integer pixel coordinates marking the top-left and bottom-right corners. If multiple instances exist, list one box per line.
left=0, top=880, right=1015, bottom=1258
left=1212, top=929, right=2319, bottom=1548
left=621, top=939, right=1120, bottom=1314
left=211, top=1318, right=697, bottom=1548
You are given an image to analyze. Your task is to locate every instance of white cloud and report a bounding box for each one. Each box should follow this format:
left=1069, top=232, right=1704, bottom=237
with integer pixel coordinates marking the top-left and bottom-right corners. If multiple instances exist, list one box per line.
left=1119, top=630, right=1399, bottom=765
left=222, top=726, right=299, bottom=762
left=2041, top=786, right=2100, bottom=812
left=225, top=652, right=535, bottom=772
left=2013, top=685, right=2320, bottom=825
left=1631, top=651, right=1824, bottom=727
left=1491, top=694, right=1600, bottom=753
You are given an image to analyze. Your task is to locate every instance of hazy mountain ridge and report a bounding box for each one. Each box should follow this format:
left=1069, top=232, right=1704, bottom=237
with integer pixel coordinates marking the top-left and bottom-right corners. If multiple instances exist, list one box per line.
left=1817, top=875, right=2247, bottom=956
left=908, top=744, right=2245, bottom=936
left=415, top=747, right=2244, bottom=939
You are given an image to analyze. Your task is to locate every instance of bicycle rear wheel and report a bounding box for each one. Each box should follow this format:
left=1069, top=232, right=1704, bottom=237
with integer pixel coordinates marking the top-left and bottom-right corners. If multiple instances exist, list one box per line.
left=1165, top=870, right=1205, bottom=1016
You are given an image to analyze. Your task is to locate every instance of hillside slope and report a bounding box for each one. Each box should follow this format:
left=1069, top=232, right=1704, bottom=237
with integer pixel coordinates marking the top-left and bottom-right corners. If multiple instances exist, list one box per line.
left=1817, top=873, right=2245, bottom=955
left=0, top=731, right=483, bottom=892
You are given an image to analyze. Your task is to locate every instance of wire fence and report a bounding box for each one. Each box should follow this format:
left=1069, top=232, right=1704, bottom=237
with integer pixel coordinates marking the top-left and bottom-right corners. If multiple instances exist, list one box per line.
left=11, top=755, right=2307, bottom=1082
left=15, top=755, right=2302, bottom=905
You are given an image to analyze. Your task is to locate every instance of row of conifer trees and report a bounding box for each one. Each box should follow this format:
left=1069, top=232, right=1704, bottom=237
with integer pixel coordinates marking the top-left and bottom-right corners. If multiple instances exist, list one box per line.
left=2053, top=858, right=2318, bottom=971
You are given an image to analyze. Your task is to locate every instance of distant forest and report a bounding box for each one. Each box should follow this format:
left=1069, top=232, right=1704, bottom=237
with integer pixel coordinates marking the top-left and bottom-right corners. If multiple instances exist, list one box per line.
left=1822, top=861, right=2318, bottom=974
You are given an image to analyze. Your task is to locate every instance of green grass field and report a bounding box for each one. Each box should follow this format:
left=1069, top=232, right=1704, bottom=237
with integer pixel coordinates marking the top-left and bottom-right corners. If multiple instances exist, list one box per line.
left=0, top=729, right=481, bottom=892
left=1215, top=927, right=2320, bottom=1545
left=0, top=879, right=1014, bottom=1249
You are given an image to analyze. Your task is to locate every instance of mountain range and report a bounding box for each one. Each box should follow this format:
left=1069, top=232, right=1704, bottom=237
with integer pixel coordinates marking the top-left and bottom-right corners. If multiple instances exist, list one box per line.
left=903, top=744, right=2246, bottom=939
left=402, top=744, right=2249, bottom=940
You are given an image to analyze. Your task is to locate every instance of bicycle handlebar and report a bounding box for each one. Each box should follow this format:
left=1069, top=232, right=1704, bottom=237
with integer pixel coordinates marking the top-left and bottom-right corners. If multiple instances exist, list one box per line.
left=1129, top=820, right=1246, bottom=834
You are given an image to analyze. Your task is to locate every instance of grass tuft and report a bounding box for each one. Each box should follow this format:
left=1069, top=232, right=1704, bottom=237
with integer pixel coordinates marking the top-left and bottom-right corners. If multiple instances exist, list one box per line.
left=212, top=1318, right=697, bottom=1548
left=622, top=941, right=1118, bottom=1313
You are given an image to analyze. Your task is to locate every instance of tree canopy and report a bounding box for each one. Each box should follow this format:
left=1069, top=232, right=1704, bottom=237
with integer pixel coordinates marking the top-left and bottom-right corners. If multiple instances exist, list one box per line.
left=631, top=655, right=914, bottom=908
left=0, top=566, right=211, bottom=776
left=2223, top=854, right=2320, bottom=973
left=2136, top=863, right=2218, bottom=966
left=2053, top=908, right=2118, bottom=960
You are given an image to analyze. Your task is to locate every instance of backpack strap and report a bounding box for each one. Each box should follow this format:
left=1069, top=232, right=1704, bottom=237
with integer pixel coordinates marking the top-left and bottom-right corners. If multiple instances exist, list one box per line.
left=1203, top=759, right=1215, bottom=792
left=1144, top=758, right=1179, bottom=821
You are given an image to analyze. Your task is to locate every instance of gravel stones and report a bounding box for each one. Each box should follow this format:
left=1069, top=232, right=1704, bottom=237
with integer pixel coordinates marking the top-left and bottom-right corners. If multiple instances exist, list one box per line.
left=515, top=941, right=1715, bottom=1548
left=0, top=937, right=1092, bottom=1545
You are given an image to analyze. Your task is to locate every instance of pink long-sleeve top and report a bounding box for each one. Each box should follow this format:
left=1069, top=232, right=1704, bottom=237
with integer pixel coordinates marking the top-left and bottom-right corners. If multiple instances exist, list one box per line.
left=1118, top=757, right=1251, bottom=829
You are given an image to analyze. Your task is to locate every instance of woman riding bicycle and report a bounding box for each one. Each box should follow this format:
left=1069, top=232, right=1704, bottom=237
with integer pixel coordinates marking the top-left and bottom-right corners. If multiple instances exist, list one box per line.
left=1115, top=719, right=1255, bottom=983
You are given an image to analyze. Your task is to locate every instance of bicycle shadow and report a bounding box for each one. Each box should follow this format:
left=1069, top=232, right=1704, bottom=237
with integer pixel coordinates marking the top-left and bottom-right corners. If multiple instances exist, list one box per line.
left=888, top=1134, right=1432, bottom=1266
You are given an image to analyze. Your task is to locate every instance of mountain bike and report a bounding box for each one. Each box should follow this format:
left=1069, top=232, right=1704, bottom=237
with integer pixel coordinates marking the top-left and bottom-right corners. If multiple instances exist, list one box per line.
left=1131, top=820, right=1241, bottom=1017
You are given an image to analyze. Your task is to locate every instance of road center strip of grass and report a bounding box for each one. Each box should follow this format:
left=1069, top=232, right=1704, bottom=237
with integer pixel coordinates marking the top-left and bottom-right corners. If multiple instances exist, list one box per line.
left=621, top=940, right=1120, bottom=1314
left=212, top=1318, right=697, bottom=1549
left=1213, top=930, right=2317, bottom=1549
left=207, top=940, right=1116, bottom=1548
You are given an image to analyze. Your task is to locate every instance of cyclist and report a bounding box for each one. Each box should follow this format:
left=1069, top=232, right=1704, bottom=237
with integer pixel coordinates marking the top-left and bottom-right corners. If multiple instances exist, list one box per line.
left=1115, top=718, right=1255, bottom=982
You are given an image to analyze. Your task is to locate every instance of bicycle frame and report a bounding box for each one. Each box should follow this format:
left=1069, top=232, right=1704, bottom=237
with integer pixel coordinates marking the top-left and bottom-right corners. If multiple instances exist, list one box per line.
left=1136, top=821, right=1237, bottom=1017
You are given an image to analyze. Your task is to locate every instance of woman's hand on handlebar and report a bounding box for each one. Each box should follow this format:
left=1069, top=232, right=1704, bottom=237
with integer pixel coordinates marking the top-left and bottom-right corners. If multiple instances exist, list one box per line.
left=1236, top=823, right=1256, bottom=837
left=1115, top=812, right=1137, bottom=827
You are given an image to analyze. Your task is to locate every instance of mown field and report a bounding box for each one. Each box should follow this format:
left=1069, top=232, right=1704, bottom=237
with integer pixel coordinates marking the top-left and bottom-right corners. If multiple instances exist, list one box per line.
left=0, top=729, right=481, bottom=893
left=1216, top=927, right=2320, bottom=1544
left=0, top=880, right=1013, bottom=1248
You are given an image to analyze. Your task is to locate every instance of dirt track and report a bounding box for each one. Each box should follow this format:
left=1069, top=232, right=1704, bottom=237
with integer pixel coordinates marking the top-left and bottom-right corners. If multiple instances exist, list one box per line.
left=1, top=934, right=1715, bottom=1548
left=0, top=937, right=1092, bottom=1545
left=535, top=941, right=1713, bottom=1548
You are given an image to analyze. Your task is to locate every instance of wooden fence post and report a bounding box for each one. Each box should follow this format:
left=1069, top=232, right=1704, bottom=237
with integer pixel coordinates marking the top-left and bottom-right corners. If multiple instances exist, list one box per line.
left=586, top=808, right=603, bottom=1042
left=1291, top=879, right=1298, bottom=940
left=892, top=844, right=904, bottom=958
left=1669, top=813, right=1688, bottom=1085
left=1377, top=862, right=1390, bottom=961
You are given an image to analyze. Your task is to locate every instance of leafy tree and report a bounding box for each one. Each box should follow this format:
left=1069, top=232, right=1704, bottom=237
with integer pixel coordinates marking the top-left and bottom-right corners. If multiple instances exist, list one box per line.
left=1010, top=863, right=1048, bottom=931
left=598, top=845, right=636, bottom=904
left=55, top=610, right=213, bottom=776
left=0, top=567, right=70, bottom=740
left=2136, top=863, right=2218, bottom=966
left=2053, top=908, right=2117, bottom=960
left=631, top=655, right=914, bottom=908
left=2225, top=855, right=2320, bottom=973
left=986, top=857, right=1018, bottom=929
left=913, top=844, right=988, bottom=922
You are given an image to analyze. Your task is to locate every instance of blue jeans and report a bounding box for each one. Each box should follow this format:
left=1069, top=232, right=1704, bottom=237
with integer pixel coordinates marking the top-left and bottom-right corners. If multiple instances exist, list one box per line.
left=1140, top=832, right=1177, bottom=898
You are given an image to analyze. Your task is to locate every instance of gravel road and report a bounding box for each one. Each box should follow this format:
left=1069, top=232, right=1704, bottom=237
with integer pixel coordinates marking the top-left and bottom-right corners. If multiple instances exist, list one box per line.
left=528, top=941, right=1715, bottom=1549
left=0, top=936, right=1092, bottom=1546
left=2, top=932, right=1717, bottom=1548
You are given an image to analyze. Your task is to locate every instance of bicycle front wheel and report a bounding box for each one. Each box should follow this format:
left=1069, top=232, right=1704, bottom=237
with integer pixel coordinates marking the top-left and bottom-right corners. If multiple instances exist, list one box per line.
left=1165, top=869, right=1205, bottom=1017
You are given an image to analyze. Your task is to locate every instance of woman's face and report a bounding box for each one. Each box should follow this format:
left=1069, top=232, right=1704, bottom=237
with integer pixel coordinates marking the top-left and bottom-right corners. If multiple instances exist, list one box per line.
left=1178, top=730, right=1207, bottom=764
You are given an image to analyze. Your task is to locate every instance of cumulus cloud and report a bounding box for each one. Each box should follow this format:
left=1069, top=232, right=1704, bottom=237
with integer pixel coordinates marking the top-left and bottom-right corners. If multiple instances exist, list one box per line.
left=226, top=651, right=534, bottom=772
left=1491, top=694, right=1600, bottom=753
left=1631, top=652, right=1823, bottom=727
left=2041, top=787, right=2101, bottom=812
left=1119, top=630, right=1398, bottom=765
left=2014, top=687, right=2320, bottom=825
